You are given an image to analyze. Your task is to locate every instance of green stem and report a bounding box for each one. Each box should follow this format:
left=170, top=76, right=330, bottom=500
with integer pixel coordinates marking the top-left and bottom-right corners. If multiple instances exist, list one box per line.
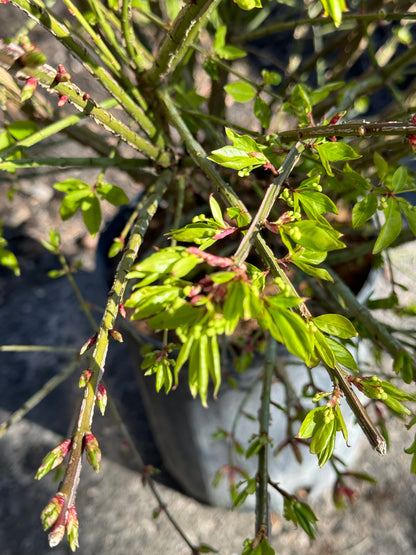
left=6, top=2, right=159, bottom=142
left=144, top=0, right=221, bottom=85
left=0, top=345, right=77, bottom=353
left=0, top=359, right=79, bottom=439
left=57, top=170, right=171, bottom=528
left=61, top=0, right=121, bottom=72
left=255, top=335, right=276, bottom=538
left=0, top=41, right=170, bottom=164
left=0, top=157, right=152, bottom=171
left=121, top=0, right=148, bottom=71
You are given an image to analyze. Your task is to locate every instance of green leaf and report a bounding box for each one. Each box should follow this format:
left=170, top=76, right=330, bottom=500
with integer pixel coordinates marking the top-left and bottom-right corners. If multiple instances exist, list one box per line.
left=59, top=189, right=91, bottom=220
left=326, top=337, right=358, bottom=371
left=81, top=193, right=101, bottom=236
left=233, top=0, right=262, bottom=10
left=290, top=258, right=333, bottom=281
left=373, top=197, right=402, bottom=254
left=398, top=199, right=416, bottom=236
left=0, top=246, right=20, bottom=276
left=390, top=166, right=408, bottom=193
left=296, top=190, right=338, bottom=219
left=284, top=220, right=345, bottom=252
left=7, top=119, right=40, bottom=140
left=208, top=146, right=265, bottom=171
left=316, top=142, right=361, bottom=176
left=261, top=69, right=281, bottom=86
left=314, top=330, right=336, bottom=367
left=96, top=183, right=129, bottom=206
left=214, top=26, right=246, bottom=60
left=267, top=307, right=314, bottom=363
left=313, top=313, right=357, bottom=338
left=318, top=0, right=347, bottom=27
left=393, top=350, right=413, bottom=384
left=254, top=97, right=270, bottom=129
left=224, top=81, right=256, bottom=103
left=308, top=82, right=344, bottom=105
left=209, top=195, right=225, bottom=226
left=54, top=178, right=89, bottom=193
left=352, top=194, right=378, bottom=228
left=374, top=152, right=389, bottom=180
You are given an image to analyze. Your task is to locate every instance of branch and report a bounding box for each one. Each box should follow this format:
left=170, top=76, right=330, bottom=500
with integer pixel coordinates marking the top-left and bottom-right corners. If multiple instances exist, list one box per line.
left=144, top=0, right=221, bottom=85
left=0, top=40, right=170, bottom=165
left=255, top=336, right=277, bottom=538
left=50, top=170, right=171, bottom=547
left=279, top=121, right=416, bottom=142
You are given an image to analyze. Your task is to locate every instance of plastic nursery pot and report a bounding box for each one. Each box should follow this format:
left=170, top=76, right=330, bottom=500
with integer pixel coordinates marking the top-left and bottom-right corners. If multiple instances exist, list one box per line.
left=98, top=204, right=374, bottom=510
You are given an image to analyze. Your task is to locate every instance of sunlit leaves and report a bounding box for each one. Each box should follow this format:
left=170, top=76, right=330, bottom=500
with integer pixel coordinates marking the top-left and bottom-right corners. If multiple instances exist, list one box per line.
left=352, top=194, right=377, bottom=228
left=233, top=0, right=262, bottom=11
left=298, top=403, right=348, bottom=466
left=318, top=0, right=348, bottom=27
left=373, top=197, right=402, bottom=254
left=214, top=26, right=246, bottom=60
left=53, top=179, right=129, bottom=237
left=224, top=81, right=256, bottom=103
left=354, top=376, right=415, bottom=415
left=316, top=142, right=361, bottom=176
left=208, top=128, right=270, bottom=176
left=0, top=226, right=20, bottom=276
left=313, top=314, right=357, bottom=339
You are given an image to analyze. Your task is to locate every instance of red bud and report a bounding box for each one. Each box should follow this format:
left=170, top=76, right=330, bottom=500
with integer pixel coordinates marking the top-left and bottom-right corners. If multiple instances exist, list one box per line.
left=84, top=431, right=101, bottom=472
left=96, top=384, right=107, bottom=416
left=57, top=95, right=68, bottom=106
left=109, top=328, right=123, bottom=342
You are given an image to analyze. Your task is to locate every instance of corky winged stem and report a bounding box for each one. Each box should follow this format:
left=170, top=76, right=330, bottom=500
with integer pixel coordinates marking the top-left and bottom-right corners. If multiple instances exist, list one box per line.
left=45, top=171, right=171, bottom=548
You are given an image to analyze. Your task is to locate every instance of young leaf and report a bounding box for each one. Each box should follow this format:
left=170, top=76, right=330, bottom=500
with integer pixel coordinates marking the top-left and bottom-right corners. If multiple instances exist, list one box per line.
left=233, top=0, right=262, bottom=10
left=319, top=0, right=347, bottom=27
left=373, top=197, right=402, bottom=254
left=313, top=314, right=357, bottom=339
left=209, top=195, right=225, bottom=226
left=316, top=142, right=361, bottom=176
left=96, top=183, right=129, bottom=206
left=224, top=82, right=256, bottom=103
left=254, top=97, right=271, bottom=129
left=81, top=193, right=102, bottom=237
left=352, top=194, right=378, bottom=228
left=398, top=199, right=416, bottom=236
left=390, top=166, right=408, bottom=193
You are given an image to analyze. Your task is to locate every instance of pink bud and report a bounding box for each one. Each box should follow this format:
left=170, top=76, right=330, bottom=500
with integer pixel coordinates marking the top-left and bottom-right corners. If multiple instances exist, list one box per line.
left=83, top=93, right=90, bottom=101
left=79, top=369, right=92, bottom=388
left=56, top=64, right=71, bottom=82
left=84, top=431, right=102, bottom=472
left=21, top=77, right=37, bottom=101
left=119, top=303, right=127, bottom=319
left=408, top=135, right=416, bottom=153
left=109, top=328, right=123, bottom=342
left=96, top=384, right=107, bottom=416
left=79, top=334, right=97, bottom=355
left=57, top=95, right=68, bottom=106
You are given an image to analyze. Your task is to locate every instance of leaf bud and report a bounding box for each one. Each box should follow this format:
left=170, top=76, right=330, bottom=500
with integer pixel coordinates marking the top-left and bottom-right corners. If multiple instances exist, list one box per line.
left=84, top=431, right=101, bottom=472
left=57, top=95, right=68, bottom=107
left=96, top=383, right=107, bottom=416
left=66, top=506, right=79, bottom=552
left=21, top=77, right=37, bottom=101
left=40, top=493, right=65, bottom=531
left=109, top=328, right=123, bottom=342
left=79, top=369, right=92, bottom=388
left=35, top=439, right=72, bottom=480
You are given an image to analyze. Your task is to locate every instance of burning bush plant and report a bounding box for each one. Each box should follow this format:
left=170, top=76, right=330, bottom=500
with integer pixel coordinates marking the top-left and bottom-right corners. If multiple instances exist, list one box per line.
left=0, top=0, right=416, bottom=553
